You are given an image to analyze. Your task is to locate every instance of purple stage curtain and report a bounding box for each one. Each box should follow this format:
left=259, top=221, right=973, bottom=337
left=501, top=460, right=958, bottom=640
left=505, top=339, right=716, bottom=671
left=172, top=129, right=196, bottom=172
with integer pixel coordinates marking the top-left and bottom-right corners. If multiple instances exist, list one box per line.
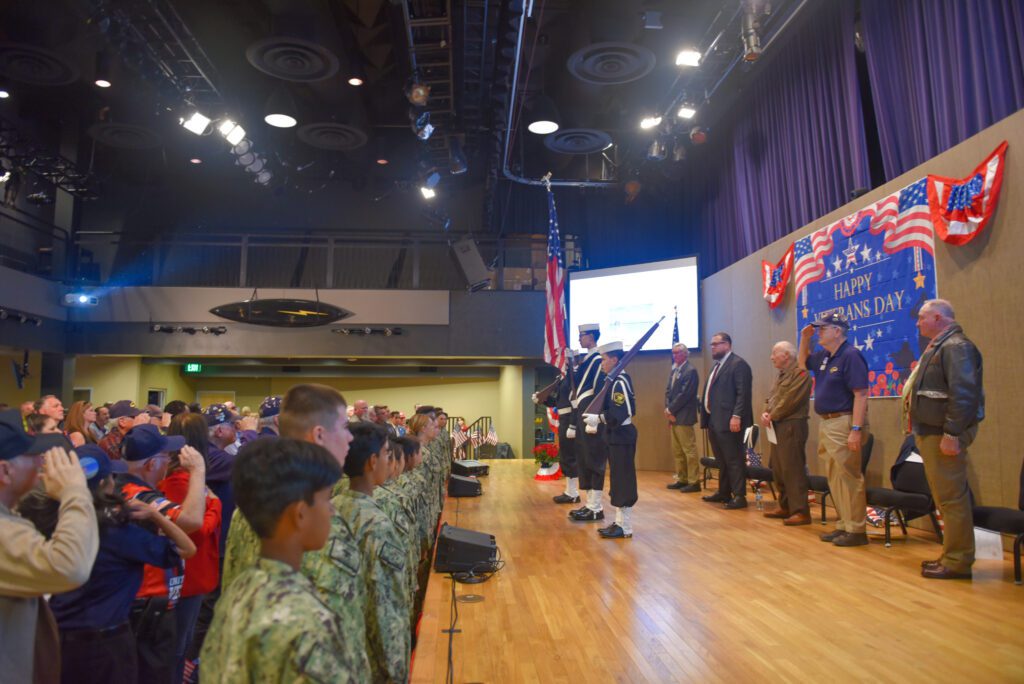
left=861, top=0, right=1024, bottom=180
left=686, top=0, right=870, bottom=272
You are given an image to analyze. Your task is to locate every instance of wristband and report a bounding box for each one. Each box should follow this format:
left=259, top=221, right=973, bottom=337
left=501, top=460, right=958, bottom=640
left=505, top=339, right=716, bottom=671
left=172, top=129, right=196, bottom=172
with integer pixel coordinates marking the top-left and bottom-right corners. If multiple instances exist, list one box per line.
left=850, top=425, right=862, bottom=432
left=943, top=433, right=958, bottom=441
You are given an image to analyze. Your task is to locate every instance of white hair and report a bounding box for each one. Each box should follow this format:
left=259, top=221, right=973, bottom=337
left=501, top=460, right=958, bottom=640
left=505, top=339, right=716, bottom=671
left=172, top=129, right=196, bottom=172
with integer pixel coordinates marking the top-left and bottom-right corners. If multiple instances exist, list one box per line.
left=923, top=298, right=955, bottom=320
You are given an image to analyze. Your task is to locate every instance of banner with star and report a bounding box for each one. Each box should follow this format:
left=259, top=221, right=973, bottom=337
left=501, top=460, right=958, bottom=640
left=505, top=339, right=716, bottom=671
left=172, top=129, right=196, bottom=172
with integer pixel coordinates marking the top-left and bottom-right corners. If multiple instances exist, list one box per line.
left=794, top=180, right=937, bottom=398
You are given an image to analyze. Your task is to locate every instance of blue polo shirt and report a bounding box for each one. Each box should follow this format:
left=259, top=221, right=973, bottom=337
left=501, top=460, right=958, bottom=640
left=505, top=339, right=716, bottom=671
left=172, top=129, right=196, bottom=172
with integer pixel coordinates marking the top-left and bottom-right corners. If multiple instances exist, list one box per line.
left=808, top=341, right=869, bottom=414
left=49, top=522, right=181, bottom=630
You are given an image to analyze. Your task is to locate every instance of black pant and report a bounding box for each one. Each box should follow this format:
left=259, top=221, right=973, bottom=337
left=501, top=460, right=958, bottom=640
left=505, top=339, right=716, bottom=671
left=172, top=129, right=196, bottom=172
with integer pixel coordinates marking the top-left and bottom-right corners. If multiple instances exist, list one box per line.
left=579, top=429, right=608, bottom=492
left=558, top=420, right=578, bottom=478
left=709, top=429, right=746, bottom=498
left=129, top=597, right=177, bottom=684
left=608, top=428, right=638, bottom=508
left=60, top=623, right=137, bottom=684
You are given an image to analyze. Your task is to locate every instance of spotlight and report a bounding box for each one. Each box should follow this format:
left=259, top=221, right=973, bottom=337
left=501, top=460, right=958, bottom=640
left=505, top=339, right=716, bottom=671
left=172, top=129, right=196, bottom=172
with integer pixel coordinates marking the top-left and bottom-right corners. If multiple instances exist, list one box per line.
left=219, top=120, right=246, bottom=145
left=348, top=77, right=364, bottom=86
left=405, top=72, right=430, bottom=106
left=264, top=88, right=298, bottom=128
left=640, top=115, right=662, bottom=130
left=742, top=9, right=762, bottom=62
left=420, top=186, right=436, bottom=199
left=254, top=170, right=273, bottom=186
left=180, top=111, right=212, bottom=135
left=236, top=151, right=256, bottom=166
left=449, top=138, right=468, bottom=175
left=94, top=51, right=112, bottom=88
left=189, top=158, right=202, bottom=165
left=677, top=105, right=696, bottom=120
left=690, top=126, right=707, bottom=145
left=646, top=138, right=667, bottom=161
left=420, top=171, right=440, bottom=199
left=376, top=158, right=389, bottom=165
left=410, top=109, right=434, bottom=140
left=232, top=140, right=253, bottom=155
left=0, top=89, right=9, bottom=99
left=244, top=157, right=266, bottom=174
left=675, top=49, right=701, bottom=67
left=671, top=138, right=687, bottom=162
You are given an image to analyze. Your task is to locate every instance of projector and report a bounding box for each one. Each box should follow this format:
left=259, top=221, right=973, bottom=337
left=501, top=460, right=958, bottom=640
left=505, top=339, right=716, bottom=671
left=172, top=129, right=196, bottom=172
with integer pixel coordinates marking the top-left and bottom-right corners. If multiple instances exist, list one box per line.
left=62, top=293, right=99, bottom=307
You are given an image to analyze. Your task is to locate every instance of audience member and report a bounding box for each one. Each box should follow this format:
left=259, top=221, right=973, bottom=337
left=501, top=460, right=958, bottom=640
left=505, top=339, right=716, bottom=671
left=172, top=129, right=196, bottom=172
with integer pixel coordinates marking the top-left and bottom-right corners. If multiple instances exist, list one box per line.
left=258, top=395, right=282, bottom=437
left=35, top=395, right=65, bottom=424
left=203, top=405, right=240, bottom=547
left=99, top=400, right=149, bottom=461
left=65, top=401, right=98, bottom=447
left=761, top=341, right=813, bottom=526
left=351, top=399, right=369, bottom=422
left=90, top=405, right=110, bottom=443
left=200, top=438, right=352, bottom=682
left=25, top=413, right=59, bottom=435
left=20, top=400, right=35, bottom=418
left=163, top=400, right=190, bottom=420
left=19, top=445, right=196, bottom=684
left=0, top=410, right=99, bottom=684
left=117, top=426, right=207, bottom=682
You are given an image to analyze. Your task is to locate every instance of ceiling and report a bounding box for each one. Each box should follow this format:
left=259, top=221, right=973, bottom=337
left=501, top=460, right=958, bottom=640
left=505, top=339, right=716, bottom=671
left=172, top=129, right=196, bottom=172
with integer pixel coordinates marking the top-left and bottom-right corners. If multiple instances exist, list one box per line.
left=0, top=0, right=806, bottom=237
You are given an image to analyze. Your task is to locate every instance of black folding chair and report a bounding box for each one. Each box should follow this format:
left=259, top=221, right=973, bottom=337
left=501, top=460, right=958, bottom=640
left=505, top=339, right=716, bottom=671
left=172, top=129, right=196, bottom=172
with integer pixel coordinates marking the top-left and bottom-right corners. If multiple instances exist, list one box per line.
left=808, top=433, right=874, bottom=524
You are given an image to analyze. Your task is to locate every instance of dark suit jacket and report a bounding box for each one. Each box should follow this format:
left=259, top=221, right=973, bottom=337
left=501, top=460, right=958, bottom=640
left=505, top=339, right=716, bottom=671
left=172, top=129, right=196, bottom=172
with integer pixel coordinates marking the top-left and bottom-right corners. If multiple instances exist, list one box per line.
left=699, top=353, right=753, bottom=432
left=665, top=361, right=699, bottom=426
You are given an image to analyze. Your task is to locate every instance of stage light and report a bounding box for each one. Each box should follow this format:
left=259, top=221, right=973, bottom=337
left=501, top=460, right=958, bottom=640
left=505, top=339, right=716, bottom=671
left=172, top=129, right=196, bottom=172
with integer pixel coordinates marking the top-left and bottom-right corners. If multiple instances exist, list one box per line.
left=232, top=140, right=253, bottom=155
left=264, top=88, right=298, bottom=128
left=376, top=158, right=389, bottom=165
left=236, top=151, right=256, bottom=166
left=219, top=120, right=246, bottom=145
left=742, top=9, right=762, bottom=62
left=62, top=293, right=99, bottom=307
left=189, top=158, right=202, bottom=165
left=254, top=170, right=273, bottom=185
left=690, top=126, right=707, bottom=144
left=180, top=111, right=212, bottom=135
left=677, top=105, right=696, bottom=120
left=671, top=138, right=687, bottom=162
left=411, top=109, right=434, bottom=140
left=420, top=186, right=436, bottom=199
left=405, top=72, right=430, bottom=106
left=646, top=138, right=667, bottom=161
left=348, top=77, right=364, bottom=86
left=640, top=115, right=662, bottom=130
left=0, top=89, right=9, bottom=99
left=95, top=79, right=112, bottom=88
left=449, top=138, right=468, bottom=175
left=244, top=156, right=266, bottom=173
left=675, top=49, right=701, bottom=67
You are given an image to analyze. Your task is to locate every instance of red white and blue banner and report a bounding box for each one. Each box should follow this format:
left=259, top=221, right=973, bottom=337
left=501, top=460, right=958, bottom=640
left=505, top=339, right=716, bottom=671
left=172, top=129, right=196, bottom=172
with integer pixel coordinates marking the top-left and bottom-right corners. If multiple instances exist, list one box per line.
left=794, top=178, right=938, bottom=398
left=761, top=243, right=794, bottom=309
left=927, top=141, right=1007, bottom=246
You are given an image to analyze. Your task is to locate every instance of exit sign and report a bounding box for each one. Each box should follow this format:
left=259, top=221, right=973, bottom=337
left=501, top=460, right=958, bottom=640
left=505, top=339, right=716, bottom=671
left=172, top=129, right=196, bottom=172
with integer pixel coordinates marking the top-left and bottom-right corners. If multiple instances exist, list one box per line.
left=184, top=363, right=203, bottom=374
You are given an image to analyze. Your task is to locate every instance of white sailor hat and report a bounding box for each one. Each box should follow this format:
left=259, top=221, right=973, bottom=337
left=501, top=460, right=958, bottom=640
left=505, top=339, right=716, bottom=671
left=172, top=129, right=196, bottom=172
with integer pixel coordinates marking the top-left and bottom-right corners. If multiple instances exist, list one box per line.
left=578, top=323, right=600, bottom=334
left=596, top=341, right=623, bottom=354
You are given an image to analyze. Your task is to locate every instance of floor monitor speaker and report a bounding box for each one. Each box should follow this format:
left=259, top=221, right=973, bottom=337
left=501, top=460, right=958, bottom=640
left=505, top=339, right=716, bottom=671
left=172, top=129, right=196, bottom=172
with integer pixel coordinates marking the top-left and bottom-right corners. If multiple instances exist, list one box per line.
left=452, top=460, right=489, bottom=477
left=434, top=522, right=497, bottom=573
left=448, top=474, right=482, bottom=497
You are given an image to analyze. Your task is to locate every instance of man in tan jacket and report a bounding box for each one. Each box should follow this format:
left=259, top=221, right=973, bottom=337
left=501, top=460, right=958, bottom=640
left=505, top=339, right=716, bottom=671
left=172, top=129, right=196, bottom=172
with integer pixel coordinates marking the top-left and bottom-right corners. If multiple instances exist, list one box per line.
left=761, top=342, right=813, bottom=525
left=0, top=408, right=99, bottom=683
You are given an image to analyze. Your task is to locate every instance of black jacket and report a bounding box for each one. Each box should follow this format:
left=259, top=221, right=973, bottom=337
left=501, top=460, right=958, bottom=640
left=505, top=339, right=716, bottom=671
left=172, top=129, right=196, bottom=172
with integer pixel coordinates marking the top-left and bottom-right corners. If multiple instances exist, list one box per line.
left=699, top=353, right=754, bottom=432
left=665, top=361, right=699, bottom=426
left=911, top=323, right=984, bottom=439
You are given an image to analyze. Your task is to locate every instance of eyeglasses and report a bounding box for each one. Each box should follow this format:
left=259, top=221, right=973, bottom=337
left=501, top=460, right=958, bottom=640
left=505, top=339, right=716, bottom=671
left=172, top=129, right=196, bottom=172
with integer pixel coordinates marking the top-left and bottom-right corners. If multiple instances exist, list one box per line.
left=709, top=341, right=726, bottom=347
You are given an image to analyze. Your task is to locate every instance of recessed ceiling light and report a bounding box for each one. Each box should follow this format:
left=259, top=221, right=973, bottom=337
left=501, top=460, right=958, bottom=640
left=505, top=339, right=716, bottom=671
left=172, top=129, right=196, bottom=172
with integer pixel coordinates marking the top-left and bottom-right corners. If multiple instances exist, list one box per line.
left=189, top=158, right=202, bottom=164
left=94, top=79, right=112, bottom=88
left=0, top=89, right=9, bottom=99
left=348, top=77, right=364, bottom=86
left=264, top=113, right=297, bottom=128
left=376, top=158, right=389, bottom=165
left=527, top=120, right=559, bottom=135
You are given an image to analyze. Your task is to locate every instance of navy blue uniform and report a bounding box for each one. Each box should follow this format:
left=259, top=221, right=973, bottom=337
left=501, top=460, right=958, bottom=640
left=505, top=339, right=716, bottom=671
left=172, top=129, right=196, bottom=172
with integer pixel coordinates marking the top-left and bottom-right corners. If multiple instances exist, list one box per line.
left=573, top=350, right=609, bottom=492
left=601, top=373, right=639, bottom=508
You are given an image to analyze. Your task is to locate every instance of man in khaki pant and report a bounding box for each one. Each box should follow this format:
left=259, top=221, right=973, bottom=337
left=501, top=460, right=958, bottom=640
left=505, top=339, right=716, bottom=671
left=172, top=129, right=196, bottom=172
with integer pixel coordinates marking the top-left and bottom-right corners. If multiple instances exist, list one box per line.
left=911, top=299, right=984, bottom=580
left=665, top=344, right=701, bottom=493
left=799, top=313, right=870, bottom=547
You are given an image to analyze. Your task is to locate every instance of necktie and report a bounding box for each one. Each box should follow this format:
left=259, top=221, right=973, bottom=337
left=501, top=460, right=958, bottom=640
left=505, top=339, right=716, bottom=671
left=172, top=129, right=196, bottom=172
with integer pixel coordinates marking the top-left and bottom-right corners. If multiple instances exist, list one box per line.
left=704, top=362, right=721, bottom=413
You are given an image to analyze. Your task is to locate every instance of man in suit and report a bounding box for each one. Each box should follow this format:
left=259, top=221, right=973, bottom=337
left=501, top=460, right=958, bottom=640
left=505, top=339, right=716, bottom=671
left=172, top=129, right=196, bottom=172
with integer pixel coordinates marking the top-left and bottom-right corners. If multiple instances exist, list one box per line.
left=665, top=343, right=701, bottom=492
left=700, top=332, right=754, bottom=509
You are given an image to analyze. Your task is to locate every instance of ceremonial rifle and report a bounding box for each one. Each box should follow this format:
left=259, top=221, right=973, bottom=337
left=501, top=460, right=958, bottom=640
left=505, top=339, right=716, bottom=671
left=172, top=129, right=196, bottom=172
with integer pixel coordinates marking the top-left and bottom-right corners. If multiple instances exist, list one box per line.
left=585, top=316, right=665, bottom=414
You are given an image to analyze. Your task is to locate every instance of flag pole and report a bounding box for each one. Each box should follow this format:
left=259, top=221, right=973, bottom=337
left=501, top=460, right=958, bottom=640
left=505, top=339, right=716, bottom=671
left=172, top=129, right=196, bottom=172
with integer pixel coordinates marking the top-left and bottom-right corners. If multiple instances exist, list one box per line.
left=586, top=316, right=665, bottom=413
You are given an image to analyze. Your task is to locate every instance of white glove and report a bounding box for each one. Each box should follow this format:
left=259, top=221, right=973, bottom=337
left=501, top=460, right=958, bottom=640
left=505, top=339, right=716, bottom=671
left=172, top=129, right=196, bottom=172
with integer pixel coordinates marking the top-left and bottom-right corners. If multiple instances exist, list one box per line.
left=570, top=398, right=580, bottom=410
left=566, top=426, right=577, bottom=439
left=531, top=393, right=539, bottom=405
left=583, top=414, right=600, bottom=434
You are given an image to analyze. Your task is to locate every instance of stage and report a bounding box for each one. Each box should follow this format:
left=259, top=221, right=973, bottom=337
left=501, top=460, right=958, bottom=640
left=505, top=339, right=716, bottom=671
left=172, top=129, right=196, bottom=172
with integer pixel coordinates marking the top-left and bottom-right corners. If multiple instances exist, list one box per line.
left=412, top=460, right=1023, bottom=683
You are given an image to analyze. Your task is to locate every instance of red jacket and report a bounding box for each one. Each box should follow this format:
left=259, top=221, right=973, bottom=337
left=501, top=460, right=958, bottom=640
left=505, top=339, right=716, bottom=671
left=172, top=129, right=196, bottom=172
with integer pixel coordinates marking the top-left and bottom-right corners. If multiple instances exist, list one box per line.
left=158, top=470, right=223, bottom=597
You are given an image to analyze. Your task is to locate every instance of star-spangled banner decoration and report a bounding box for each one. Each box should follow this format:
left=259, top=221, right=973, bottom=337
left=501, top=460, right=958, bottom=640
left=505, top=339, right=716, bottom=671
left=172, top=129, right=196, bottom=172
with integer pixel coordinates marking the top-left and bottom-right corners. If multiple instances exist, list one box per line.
left=761, top=243, right=794, bottom=309
left=926, top=141, right=1007, bottom=246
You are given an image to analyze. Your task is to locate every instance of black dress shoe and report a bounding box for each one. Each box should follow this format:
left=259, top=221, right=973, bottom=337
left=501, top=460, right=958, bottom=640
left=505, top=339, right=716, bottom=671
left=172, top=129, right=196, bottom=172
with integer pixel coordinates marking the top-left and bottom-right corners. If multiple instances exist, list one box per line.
left=920, top=558, right=942, bottom=569
left=921, top=564, right=972, bottom=580
left=832, top=532, right=868, bottom=547
left=666, top=481, right=686, bottom=490
left=820, top=529, right=845, bottom=542
left=702, top=493, right=729, bottom=503
left=571, top=508, right=605, bottom=522
left=723, top=496, right=748, bottom=510
left=598, top=524, right=632, bottom=539
left=568, top=505, right=588, bottom=519
left=553, top=493, right=581, bottom=504
left=679, top=484, right=702, bottom=493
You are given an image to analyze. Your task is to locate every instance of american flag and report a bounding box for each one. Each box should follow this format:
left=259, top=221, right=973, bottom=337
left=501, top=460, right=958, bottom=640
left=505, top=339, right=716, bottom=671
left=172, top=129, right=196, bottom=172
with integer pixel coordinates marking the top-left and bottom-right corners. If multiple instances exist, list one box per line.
left=872, top=178, right=934, bottom=255
left=453, top=429, right=468, bottom=450
left=926, top=141, right=1007, bottom=245
left=793, top=224, right=836, bottom=295
left=544, top=189, right=568, bottom=371
left=671, top=306, right=679, bottom=346
left=485, top=424, right=499, bottom=446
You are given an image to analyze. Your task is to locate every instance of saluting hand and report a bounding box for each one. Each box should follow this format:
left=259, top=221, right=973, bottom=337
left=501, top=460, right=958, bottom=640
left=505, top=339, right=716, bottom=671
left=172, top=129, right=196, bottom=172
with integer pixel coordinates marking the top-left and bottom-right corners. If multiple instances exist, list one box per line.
left=800, top=324, right=815, bottom=339
left=178, top=445, right=206, bottom=476
left=40, top=447, right=88, bottom=500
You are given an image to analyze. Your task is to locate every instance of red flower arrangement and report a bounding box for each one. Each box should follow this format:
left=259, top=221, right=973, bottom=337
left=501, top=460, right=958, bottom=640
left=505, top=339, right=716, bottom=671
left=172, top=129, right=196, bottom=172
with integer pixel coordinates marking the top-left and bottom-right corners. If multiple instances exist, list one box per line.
left=532, top=442, right=559, bottom=467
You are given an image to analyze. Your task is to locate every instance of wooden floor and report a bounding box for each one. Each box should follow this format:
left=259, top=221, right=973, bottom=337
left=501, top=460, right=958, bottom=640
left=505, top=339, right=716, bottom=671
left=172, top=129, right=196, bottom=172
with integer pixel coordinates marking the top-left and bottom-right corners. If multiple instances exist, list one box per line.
left=411, top=460, right=1023, bottom=684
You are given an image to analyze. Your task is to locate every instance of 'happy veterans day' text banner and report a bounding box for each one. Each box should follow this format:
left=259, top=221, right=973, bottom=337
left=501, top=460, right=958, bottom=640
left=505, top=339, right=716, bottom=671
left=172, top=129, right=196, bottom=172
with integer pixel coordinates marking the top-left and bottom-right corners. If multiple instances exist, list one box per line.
left=794, top=178, right=938, bottom=398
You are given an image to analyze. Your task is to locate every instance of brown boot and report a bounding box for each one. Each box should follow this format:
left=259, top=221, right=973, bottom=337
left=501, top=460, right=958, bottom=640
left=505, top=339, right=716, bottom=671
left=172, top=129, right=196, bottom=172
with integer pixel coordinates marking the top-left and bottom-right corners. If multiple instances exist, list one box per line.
left=783, top=512, right=812, bottom=526
left=763, top=509, right=790, bottom=519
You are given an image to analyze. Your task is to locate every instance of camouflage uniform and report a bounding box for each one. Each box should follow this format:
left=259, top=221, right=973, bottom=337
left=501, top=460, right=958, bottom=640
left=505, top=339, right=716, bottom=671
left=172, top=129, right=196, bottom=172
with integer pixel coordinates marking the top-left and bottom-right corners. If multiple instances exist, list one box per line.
left=374, top=481, right=420, bottom=618
left=335, top=489, right=411, bottom=684
left=220, top=479, right=371, bottom=682
left=200, top=557, right=358, bottom=683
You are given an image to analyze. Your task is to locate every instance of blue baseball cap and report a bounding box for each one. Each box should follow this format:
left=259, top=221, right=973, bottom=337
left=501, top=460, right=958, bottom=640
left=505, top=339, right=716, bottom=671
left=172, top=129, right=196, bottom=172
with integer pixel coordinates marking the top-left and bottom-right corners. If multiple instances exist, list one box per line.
left=122, top=424, right=186, bottom=461
left=259, top=396, right=282, bottom=418
left=204, top=403, right=238, bottom=427
left=0, top=409, right=36, bottom=460
left=75, top=445, right=113, bottom=488
left=811, top=312, right=850, bottom=330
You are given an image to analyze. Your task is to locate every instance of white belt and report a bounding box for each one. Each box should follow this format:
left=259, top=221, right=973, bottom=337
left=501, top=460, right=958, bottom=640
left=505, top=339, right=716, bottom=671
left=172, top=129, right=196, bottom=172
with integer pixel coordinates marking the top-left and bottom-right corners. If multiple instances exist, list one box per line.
left=621, top=417, right=632, bottom=426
